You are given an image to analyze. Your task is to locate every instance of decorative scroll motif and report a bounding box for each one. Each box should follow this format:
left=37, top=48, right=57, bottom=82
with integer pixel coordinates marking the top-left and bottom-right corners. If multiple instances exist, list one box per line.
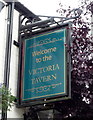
left=20, top=15, right=38, bottom=38
left=25, top=83, right=62, bottom=93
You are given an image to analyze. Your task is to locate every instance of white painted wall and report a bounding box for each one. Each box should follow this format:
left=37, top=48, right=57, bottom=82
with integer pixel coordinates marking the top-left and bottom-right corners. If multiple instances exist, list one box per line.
left=7, top=9, right=25, bottom=119
left=0, top=1, right=6, bottom=85
left=0, top=2, right=24, bottom=118
left=0, top=4, right=6, bottom=118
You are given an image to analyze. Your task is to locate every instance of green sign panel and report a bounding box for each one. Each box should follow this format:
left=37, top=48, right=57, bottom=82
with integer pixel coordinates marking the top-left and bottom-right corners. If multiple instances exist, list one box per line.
left=22, top=28, right=67, bottom=101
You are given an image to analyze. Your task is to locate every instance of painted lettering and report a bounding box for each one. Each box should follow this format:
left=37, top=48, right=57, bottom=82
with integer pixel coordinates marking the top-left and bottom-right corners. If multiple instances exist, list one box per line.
left=31, top=74, right=57, bottom=84
left=29, top=64, right=60, bottom=75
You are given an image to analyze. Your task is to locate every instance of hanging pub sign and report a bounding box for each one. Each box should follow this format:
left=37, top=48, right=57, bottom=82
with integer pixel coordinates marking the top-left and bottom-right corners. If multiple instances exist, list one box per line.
left=17, top=23, right=71, bottom=107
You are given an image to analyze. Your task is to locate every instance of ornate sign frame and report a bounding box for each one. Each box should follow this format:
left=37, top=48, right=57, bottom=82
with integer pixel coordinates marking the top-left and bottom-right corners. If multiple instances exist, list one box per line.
left=17, top=22, right=71, bottom=107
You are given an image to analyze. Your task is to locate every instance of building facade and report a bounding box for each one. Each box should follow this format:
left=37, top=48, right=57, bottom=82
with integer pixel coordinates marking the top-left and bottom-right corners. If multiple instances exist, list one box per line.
left=0, top=0, right=32, bottom=119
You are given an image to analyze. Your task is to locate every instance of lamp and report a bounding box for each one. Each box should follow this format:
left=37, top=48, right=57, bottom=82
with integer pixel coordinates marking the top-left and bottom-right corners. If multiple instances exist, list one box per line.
left=0, top=1, right=5, bottom=12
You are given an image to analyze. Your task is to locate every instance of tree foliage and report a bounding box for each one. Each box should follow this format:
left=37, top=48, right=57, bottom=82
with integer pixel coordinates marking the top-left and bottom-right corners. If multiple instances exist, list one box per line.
left=55, top=0, right=93, bottom=119
left=0, top=83, right=16, bottom=112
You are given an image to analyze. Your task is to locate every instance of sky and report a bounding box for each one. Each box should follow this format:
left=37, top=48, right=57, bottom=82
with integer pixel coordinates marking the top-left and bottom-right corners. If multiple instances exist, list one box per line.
left=18, top=0, right=79, bottom=17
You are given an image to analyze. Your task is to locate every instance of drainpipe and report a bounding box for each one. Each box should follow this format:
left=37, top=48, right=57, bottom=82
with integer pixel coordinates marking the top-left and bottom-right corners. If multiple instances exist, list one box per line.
left=4, top=2, right=14, bottom=87
left=2, top=2, right=14, bottom=120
